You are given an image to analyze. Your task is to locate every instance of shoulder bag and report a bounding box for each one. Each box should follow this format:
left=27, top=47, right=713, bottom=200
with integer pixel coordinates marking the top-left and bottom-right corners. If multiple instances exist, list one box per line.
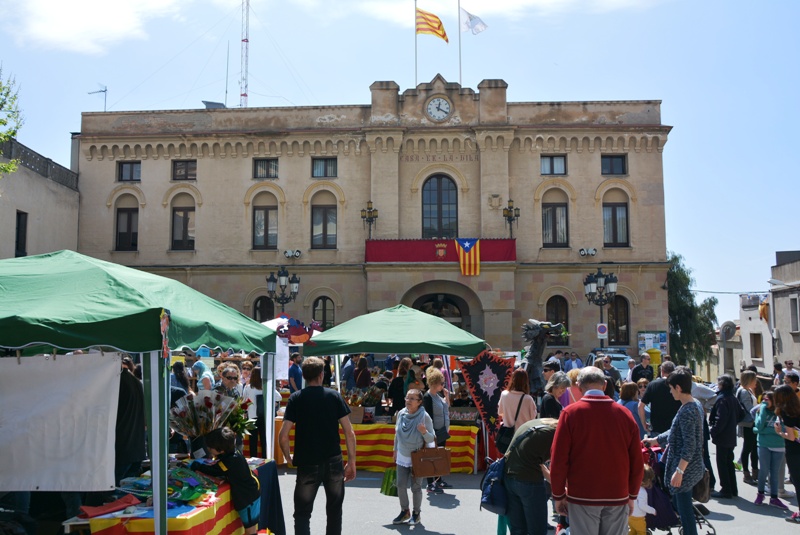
left=410, top=444, right=451, bottom=478
left=495, top=395, right=524, bottom=454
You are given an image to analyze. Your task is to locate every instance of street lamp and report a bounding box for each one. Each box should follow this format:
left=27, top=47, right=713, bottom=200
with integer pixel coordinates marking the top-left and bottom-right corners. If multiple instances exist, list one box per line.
left=361, top=200, right=379, bottom=239
left=583, top=267, right=618, bottom=349
left=502, top=199, right=520, bottom=238
left=266, top=266, right=300, bottom=313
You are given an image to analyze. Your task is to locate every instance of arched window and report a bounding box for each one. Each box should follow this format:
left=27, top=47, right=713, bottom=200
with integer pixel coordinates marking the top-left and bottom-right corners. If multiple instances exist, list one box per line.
left=253, top=296, right=274, bottom=323
left=313, top=296, right=335, bottom=330
left=422, top=175, right=458, bottom=239
left=311, top=190, right=337, bottom=249
left=252, top=191, right=278, bottom=250
left=115, top=194, right=139, bottom=251
left=171, top=192, right=196, bottom=251
left=608, top=295, right=630, bottom=345
left=546, top=295, right=569, bottom=346
left=541, top=188, right=569, bottom=248
left=602, top=188, right=629, bottom=247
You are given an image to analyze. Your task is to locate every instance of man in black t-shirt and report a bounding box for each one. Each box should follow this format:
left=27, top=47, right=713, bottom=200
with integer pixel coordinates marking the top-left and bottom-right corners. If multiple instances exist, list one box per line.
left=630, top=353, right=655, bottom=383
left=279, top=357, right=357, bottom=535
left=638, top=360, right=681, bottom=435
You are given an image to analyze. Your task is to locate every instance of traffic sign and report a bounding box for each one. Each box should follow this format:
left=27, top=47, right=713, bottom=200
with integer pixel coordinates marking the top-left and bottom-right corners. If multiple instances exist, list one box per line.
left=597, top=323, right=608, bottom=339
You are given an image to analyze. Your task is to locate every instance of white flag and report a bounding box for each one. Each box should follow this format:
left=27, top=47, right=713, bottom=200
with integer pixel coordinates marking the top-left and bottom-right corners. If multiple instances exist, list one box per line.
left=460, top=8, right=488, bottom=35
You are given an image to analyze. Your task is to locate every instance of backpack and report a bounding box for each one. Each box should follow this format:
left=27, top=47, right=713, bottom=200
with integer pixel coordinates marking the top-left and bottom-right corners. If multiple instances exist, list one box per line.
left=735, top=388, right=753, bottom=425
left=479, top=424, right=543, bottom=515
left=480, top=456, right=508, bottom=515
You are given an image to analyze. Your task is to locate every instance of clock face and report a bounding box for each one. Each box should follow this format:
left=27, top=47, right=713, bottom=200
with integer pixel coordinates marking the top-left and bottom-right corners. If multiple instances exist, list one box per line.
left=426, top=97, right=452, bottom=121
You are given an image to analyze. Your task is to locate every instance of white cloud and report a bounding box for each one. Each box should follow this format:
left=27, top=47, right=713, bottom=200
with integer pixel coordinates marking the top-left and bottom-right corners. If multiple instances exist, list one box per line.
left=0, top=0, right=666, bottom=54
left=4, top=0, right=184, bottom=55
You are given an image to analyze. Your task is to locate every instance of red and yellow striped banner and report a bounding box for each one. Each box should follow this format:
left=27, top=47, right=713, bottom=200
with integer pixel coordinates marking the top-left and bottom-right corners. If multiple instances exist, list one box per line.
left=415, top=8, right=448, bottom=43
left=278, top=423, right=477, bottom=473
left=88, top=485, right=260, bottom=535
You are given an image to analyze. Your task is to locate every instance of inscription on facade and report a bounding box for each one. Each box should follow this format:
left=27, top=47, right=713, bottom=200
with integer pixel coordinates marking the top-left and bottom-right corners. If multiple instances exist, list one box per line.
left=400, top=154, right=479, bottom=163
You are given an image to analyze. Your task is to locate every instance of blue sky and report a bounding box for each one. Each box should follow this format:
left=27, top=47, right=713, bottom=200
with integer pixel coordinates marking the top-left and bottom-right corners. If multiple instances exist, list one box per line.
left=2, top=0, right=797, bottom=324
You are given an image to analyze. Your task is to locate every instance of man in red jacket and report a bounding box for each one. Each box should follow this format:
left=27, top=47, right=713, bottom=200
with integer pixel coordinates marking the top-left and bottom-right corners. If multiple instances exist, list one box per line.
left=550, top=367, right=643, bottom=535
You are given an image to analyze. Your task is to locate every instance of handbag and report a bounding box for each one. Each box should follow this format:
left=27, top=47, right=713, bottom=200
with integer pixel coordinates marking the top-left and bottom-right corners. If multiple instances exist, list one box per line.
left=435, top=427, right=451, bottom=444
left=692, top=468, right=711, bottom=503
left=495, top=395, right=525, bottom=454
left=411, top=445, right=451, bottom=478
left=380, top=466, right=398, bottom=497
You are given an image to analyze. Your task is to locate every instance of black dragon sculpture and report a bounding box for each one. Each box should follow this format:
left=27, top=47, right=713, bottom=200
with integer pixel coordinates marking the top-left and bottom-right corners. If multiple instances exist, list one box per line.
left=522, top=318, right=565, bottom=394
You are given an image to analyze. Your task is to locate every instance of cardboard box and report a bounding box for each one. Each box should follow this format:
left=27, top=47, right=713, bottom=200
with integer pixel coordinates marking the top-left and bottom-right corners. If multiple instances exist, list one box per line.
left=348, top=406, right=364, bottom=424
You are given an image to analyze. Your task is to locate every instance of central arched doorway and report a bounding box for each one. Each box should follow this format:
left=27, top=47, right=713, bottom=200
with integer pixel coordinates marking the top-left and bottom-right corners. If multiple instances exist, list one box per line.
left=413, top=293, right=468, bottom=330
left=403, top=280, right=483, bottom=339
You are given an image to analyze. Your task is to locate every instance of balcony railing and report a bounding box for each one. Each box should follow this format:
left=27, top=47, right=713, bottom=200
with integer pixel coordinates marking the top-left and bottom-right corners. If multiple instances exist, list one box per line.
left=1, top=139, right=78, bottom=191
left=365, top=238, right=516, bottom=263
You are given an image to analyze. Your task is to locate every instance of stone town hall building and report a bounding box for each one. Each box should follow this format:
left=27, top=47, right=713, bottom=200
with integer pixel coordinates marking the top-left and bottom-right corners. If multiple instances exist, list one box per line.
left=68, top=74, right=670, bottom=353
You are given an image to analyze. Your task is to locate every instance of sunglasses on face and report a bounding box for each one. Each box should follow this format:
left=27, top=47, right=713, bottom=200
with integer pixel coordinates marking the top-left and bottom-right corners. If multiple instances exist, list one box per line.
left=242, top=366, right=252, bottom=371
left=224, top=375, right=238, bottom=380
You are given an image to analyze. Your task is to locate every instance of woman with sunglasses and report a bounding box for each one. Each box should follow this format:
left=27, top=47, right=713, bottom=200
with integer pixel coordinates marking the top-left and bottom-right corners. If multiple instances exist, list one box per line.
left=392, top=388, right=435, bottom=526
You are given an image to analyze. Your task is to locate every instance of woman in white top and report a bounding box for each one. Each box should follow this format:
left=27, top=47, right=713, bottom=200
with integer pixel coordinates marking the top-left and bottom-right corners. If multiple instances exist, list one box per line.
left=242, top=366, right=265, bottom=457
left=498, top=368, right=537, bottom=430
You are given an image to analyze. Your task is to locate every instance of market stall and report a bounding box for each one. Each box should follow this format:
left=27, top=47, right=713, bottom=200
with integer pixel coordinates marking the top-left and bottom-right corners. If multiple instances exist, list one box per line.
left=298, top=305, right=486, bottom=472
left=0, top=250, right=278, bottom=535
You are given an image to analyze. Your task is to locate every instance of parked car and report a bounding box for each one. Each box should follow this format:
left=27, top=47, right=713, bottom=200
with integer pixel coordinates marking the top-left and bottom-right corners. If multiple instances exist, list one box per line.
left=586, top=350, right=630, bottom=382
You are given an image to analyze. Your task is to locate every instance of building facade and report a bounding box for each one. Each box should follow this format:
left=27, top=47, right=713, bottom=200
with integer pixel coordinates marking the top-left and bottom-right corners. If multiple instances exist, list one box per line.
left=73, top=75, right=670, bottom=353
left=770, top=251, right=800, bottom=365
left=0, top=139, right=79, bottom=259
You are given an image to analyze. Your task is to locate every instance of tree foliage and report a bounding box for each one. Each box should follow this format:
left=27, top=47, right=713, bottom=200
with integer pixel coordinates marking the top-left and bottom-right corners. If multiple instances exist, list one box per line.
left=667, top=251, right=718, bottom=365
left=0, top=66, right=24, bottom=178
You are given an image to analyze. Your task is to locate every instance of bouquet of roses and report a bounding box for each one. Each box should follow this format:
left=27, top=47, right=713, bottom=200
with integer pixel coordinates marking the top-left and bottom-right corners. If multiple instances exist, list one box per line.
left=169, top=390, right=238, bottom=438
left=223, top=397, right=257, bottom=436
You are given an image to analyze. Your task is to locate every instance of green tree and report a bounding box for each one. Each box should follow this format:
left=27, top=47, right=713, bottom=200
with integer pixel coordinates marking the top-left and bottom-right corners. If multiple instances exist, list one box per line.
left=667, top=251, right=718, bottom=365
left=0, top=66, right=23, bottom=177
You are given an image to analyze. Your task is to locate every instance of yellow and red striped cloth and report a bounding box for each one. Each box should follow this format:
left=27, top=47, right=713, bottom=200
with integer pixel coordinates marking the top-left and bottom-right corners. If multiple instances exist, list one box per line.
left=415, top=8, right=449, bottom=43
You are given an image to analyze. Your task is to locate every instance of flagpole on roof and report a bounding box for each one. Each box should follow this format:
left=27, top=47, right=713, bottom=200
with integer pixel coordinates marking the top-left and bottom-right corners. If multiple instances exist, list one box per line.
left=458, top=0, right=462, bottom=86
left=414, top=0, right=418, bottom=86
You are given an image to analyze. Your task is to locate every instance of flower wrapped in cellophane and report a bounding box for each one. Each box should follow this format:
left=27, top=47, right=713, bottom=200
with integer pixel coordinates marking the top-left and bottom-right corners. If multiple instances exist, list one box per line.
left=169, top=390, right=238, bottom=438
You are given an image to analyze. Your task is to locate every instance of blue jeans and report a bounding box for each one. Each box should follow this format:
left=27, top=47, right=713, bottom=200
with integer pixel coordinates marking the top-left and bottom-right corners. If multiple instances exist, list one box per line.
left=672, top=489, right=696, bottom=535
left=293, top=455, right=345, bottom=535
left=758, top=446, right=784, bottom=497
left=504, top=476, right=548, bottom=535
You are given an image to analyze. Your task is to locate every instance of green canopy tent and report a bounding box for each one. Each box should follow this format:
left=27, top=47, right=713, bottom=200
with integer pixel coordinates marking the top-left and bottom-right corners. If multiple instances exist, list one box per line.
left=0, top=250, right=276, bottom=535
left=303, top=304, right=486, bottom=357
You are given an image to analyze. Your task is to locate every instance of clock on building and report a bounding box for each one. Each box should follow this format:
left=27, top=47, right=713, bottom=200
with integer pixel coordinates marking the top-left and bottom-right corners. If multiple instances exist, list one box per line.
left=425, top=96, right=452, bottom=121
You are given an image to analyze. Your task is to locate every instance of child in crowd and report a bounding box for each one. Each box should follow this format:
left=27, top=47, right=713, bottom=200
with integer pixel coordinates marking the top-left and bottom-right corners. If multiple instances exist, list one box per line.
left=191, top=427, right=261, bottom=535
left=629, top=464, right=656, bottom=535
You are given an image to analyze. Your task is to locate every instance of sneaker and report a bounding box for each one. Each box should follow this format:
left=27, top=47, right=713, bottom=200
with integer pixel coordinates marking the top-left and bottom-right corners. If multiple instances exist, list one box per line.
left=409, top=511, right=421, bottom=525
left=392, top=509, right=410, bottom=524
left=426, top=483, right=443, bottom=494
left=436, top=479, right=453, bottom=489
left=771, top=497, right=790, bottom=510
left=754, top=492, right=765, bottom=506
left=786, top=512, right=800, bottom=524
left=780, top=489, right=797, bottom=499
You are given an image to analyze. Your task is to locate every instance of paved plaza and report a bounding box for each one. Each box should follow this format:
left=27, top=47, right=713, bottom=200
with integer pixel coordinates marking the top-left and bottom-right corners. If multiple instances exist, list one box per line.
left=276, top=449, right=800, bottom=535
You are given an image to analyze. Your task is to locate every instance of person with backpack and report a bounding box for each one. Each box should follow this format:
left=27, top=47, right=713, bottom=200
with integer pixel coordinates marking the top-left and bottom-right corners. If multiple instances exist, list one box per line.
left=709, top=374, right=741, bottom=499
left=503, top=418, right=558, bottom=535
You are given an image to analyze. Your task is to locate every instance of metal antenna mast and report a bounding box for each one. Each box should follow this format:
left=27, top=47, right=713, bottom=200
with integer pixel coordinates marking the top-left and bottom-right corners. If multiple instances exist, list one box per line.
left=240, top=0, right=249, bottom=108
left=88, top=85, right=108, bottom=112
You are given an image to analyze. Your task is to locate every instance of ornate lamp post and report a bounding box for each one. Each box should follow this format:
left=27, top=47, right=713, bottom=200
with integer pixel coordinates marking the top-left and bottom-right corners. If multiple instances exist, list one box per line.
left=266, top=266, right=300, bottom=313
left=583, top=267, right=618, bottom=349
left=502, top=199, right=520, bottom=238
left=361, top=200, right=379, bottom=239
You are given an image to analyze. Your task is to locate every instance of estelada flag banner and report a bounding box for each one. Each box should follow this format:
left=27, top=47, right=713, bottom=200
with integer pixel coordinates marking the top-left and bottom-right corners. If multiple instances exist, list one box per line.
left=416, top=7, right=449, bottom=43
left=455, top=238, right=480, bottom=275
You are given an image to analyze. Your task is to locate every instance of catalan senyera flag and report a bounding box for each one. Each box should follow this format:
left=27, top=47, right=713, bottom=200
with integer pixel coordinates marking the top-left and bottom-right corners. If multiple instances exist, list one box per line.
left=455, top=238, right=480, bottom=276
left=416, top=7, right=449, bottom=43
